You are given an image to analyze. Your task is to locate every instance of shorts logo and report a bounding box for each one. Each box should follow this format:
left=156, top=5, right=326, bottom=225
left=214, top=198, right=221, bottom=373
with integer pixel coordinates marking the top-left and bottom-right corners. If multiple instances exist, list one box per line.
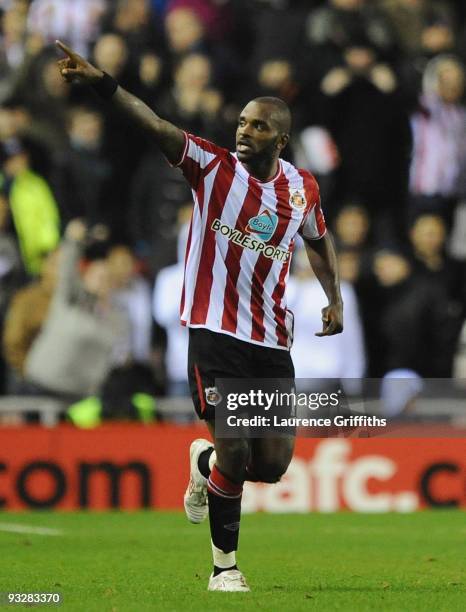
left=245, top=210, right=278, bottom=242
left=289, top=189, right=307, bottom=210
left=205, top=387, right=222, bottom=406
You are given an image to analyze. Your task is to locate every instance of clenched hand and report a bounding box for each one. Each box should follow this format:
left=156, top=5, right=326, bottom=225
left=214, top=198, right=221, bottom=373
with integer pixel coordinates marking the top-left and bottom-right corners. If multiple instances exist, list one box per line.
left=315, top=302, right=344, bottom=337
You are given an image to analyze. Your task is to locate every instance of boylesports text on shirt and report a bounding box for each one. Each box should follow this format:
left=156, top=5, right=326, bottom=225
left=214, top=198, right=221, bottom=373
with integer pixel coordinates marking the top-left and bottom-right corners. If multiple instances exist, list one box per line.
left=211, top=218, right=290, bottom=262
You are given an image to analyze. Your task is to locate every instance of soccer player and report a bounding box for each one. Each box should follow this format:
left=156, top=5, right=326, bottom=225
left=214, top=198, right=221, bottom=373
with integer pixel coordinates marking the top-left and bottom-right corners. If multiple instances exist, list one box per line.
left=56, top=40, right=344, bottom=592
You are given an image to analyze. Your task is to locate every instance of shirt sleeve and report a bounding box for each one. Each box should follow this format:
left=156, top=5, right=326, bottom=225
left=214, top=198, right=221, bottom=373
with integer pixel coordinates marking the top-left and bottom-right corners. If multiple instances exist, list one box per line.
left=298, top=178, right=327, bottom=240
left=172, top=132, right=223, bottom=190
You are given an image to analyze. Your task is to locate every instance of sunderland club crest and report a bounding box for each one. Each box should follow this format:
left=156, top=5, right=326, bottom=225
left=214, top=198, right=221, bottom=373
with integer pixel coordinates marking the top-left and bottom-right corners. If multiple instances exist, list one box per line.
left=205, top=387, right=222, bottom=406
left=289, top=189, right=307, bottom=210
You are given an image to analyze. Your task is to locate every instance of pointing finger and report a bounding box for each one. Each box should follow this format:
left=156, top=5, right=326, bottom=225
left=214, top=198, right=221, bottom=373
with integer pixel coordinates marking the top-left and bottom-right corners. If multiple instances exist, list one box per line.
left=55, top=39, right=77, bottom=60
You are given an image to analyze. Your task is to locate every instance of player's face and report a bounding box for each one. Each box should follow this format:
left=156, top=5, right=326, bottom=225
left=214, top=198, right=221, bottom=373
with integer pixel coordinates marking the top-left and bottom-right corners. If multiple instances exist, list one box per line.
left=236, top=102, right=284, bottom=163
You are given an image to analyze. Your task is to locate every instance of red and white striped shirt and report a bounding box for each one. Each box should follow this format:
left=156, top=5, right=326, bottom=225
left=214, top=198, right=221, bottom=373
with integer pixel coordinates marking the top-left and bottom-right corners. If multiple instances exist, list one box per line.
left=176, top=132, right=326, bottom=350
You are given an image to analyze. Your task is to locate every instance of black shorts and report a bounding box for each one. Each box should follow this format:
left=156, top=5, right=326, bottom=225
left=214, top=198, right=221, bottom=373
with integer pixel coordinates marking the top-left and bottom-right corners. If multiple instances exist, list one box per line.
left=187, top=327, right=295, bottom=421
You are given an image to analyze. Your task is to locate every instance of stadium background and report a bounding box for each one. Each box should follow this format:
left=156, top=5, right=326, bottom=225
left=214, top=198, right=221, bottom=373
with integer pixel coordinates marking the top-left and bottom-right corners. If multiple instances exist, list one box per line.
left=0, top=0, right=464, bottom=526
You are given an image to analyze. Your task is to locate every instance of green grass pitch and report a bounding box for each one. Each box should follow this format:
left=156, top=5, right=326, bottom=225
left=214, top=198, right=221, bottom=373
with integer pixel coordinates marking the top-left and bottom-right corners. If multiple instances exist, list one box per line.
left=1, top=511, right=465, bottom=611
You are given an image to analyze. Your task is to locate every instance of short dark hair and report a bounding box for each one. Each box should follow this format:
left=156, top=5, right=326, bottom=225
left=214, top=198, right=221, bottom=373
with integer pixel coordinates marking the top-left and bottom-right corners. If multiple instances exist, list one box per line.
left=251, top=96, right=292, bottom=133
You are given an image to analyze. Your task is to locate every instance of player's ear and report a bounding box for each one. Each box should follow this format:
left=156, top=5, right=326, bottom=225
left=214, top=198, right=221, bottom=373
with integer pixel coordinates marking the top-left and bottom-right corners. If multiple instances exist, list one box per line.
left=277, top=133, right=289, bottom=151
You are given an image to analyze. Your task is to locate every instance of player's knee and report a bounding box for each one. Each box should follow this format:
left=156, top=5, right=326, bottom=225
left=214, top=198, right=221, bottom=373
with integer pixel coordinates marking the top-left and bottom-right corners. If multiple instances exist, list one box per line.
left=215, top=438, right=249, bottom=481
left=254, top=460, right=288, bottom=484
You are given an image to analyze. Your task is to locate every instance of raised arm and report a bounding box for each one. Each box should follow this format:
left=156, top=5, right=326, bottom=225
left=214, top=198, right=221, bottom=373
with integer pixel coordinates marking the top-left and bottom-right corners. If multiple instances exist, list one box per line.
left=56, top=40, right=185, bottom=165
left=303, top=232, right=344, bottom=336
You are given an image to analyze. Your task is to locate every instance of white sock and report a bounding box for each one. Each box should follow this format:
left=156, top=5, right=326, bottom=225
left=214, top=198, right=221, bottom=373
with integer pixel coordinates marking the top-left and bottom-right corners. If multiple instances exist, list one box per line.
left=208, top=450, right=216, bottom=472
left=211, top=540, right=236, bottom=569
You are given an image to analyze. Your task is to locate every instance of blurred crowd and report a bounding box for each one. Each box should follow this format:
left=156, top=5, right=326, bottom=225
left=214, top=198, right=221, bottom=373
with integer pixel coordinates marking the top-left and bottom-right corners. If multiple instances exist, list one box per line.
left=0, top=0, right=465, bottom=416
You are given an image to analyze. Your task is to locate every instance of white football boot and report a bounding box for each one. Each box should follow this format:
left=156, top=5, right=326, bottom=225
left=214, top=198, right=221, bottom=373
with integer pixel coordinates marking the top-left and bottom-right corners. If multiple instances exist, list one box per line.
left=208, top=570, right=250, bottom=592
left=184, top=438, right=213, bottom=523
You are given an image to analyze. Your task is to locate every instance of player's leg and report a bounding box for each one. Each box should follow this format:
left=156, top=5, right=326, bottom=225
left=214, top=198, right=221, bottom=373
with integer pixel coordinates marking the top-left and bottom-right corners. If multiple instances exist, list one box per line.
left=184, top=329, right=246, bottom=523
left=193, top=421, right=251, bottom=591
left=246, top=343, right=296, bottom=482
left=184, top=330, right=216, bottom=524
left=247, top=434, right=295, bottom=483
left=185, top=329, right=251, bottom=591
left=205, top=430, right=249, bottom=575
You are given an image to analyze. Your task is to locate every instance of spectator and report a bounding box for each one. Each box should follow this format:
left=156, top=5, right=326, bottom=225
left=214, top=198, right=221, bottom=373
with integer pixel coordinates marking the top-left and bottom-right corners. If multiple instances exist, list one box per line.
left=164, top=3, right=239, bottom=97
left=0, top=4, right=29, bottom=102
left=364, top=248, right=457, bottom=377
left=248, top=0, right=308, bottom=68
left=136, top=50, right=166, bottom=105
left=2, top=247, right=59, bottom=390
left=381, top=0, right=458, bottom=97
left=23, top=220, right=130, bottom=398
left=102, top=0, right=161, bottom=57
left=165, top=5, right=206, bottom=55
left=293, top=125, right=340, bottom=202
left=287, top=245, right=366, bottom=392
left=0, top=105, right=18, bottom=141
left=0, top=190, right=22, bottom=391
left=380, top=369, right=424, bottom=418
left=333, top=204, right=373, bottom=286
left=337, top=247, right=362, bottom=285
left=129, top=142, right=192, bottom=275
left=334, top=203, right=371, bottom=250
left=107, top=243, right=153, bottom=363
left=157, top=52, right=228, bottom=143
left=92, top=32, right=130, bottom=81
left=89, top=33, right=152, bottom=236
left=409, top=55, right=466, bottom=227
left=381, top=0, right=456, bottom=58
left=165, top=0, right=232, bottom=46
left=0, top=192, right=22, bottom=312
left=127, top=51, right=225, bottom=272
left=408, top=213, right=466, bottom=317
left=0, top=138, right=60, bottom=276
left=0, top=103, right=48, bottom=159
left=99, top=1, right=169, bottom=105
left=53, top=105, right=111, bottom=226
left=313, top=33, right=411, bottom=240
left=304, top=0, right=397, bottom=84
left=27, top=0, right=108, bottom=58
left=245, top=1, right=308, bottom=116
left=249, top=59, right=300, bottom=118
left=67, top=362, right=158, bottom=428
left=12, top=49, right=72, bottom=153
left=153, top=210, right=190, bottom=396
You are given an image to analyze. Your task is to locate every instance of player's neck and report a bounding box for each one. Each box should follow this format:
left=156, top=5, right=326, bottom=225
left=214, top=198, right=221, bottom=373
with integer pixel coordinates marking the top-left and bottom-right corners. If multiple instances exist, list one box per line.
left=242, top=157, right=279, bottom=183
